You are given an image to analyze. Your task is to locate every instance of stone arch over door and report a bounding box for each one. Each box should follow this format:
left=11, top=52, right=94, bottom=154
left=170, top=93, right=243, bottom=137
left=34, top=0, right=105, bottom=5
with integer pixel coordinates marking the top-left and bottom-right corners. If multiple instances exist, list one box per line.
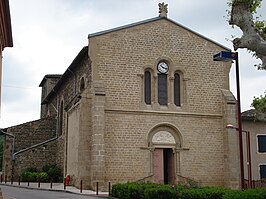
left=147, top=123, right=182, bottom=184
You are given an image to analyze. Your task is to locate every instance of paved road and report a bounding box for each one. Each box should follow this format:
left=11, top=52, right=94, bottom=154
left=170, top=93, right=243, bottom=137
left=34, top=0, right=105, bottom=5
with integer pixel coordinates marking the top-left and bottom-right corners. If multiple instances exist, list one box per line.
left=0, top=185, right=106, bottom=199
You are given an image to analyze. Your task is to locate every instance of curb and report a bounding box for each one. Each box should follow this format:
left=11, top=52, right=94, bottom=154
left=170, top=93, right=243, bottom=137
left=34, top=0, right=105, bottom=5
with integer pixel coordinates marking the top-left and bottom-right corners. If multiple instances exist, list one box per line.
left=0, top=183, right=110, bottom=198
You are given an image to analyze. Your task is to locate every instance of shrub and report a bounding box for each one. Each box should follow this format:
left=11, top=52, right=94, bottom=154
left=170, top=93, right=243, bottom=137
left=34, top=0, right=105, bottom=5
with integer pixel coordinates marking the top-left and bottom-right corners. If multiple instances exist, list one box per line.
left=111, top=183, right=130, bottom=199
left=178, top=187, right=229, bottom=199
left=42, top=164, right=62, bottom=182
left=111, top=182, right=176, bottom=199
left=24, top=167, right=38, bottom=172
left=21, top=171, right=32, bottom=182
left=111, top=182, right=266, bottom=199
left=223, top=188, right=266, bottom=199
left=144, top=186, right=176, bottom=199
left=36, top=172, right=49, bottom=182
left=21, top=171, right=49, bottom=182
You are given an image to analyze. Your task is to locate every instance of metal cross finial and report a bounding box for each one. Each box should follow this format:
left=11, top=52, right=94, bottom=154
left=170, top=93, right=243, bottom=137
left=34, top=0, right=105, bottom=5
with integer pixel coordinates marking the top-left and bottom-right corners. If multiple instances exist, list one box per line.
left=158, top=2, right=168, bottom=17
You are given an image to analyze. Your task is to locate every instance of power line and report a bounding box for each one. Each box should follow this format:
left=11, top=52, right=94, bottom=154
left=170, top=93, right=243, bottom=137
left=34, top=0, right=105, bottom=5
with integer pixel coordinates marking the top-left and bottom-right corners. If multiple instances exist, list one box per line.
left=2, top=84, right=40, bottom=90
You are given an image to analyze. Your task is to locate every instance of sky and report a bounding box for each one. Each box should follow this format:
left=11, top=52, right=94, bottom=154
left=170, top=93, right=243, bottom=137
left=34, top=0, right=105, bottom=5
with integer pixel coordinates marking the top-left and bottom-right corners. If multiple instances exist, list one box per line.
left=1, top=0, right=266, bottom=128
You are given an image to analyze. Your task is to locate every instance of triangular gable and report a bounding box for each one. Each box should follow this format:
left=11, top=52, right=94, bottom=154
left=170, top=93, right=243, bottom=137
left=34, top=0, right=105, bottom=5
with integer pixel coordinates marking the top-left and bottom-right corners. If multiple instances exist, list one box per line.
left=88, top=16, right=230, bottom=51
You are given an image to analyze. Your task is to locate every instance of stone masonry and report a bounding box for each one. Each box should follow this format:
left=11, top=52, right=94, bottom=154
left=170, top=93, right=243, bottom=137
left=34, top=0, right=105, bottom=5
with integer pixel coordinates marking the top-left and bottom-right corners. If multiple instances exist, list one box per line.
left=2, top=117, right=57, bottom=180
left=2, top=8, right=240, bottom=191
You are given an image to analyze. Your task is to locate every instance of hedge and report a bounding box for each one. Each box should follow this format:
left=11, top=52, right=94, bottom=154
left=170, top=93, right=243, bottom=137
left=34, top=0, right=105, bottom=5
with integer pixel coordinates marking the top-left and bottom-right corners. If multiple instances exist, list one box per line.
left=20, top=164, right=62, bottom=182
left=111, top=182, right=266, bottom=199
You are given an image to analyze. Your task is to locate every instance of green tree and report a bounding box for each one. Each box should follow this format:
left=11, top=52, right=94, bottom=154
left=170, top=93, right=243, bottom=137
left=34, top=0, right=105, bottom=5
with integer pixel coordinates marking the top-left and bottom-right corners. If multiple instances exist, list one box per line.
left=252, top=93, right=266, bottom=112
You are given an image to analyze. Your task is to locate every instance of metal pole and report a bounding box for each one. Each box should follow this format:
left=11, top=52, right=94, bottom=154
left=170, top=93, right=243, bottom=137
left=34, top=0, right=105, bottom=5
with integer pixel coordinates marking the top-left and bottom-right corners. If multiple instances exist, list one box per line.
left=246, top=131, right=252, bottom=188
left=96, top=182, right=99, bottom=195
left=109, top=182, right=111, bottom=196
left=235, top=52, right=244, bottom=189
left=64, top=178, right=66, bottom=190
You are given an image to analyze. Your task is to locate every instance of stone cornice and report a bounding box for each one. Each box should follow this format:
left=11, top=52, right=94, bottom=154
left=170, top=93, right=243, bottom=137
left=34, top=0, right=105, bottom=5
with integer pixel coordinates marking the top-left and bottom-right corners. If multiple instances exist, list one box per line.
left=105, top=108, right=222, bottom=119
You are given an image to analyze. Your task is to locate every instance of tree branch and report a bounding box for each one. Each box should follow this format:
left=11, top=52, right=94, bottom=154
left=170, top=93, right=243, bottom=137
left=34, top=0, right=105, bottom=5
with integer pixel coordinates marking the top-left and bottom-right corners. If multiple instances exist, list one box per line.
left=230, top=0, right=266, bottom=69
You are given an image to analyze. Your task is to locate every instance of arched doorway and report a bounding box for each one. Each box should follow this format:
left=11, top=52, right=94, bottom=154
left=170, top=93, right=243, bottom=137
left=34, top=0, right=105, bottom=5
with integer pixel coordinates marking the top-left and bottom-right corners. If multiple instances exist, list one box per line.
left=148, top=124, right=182, bottom=185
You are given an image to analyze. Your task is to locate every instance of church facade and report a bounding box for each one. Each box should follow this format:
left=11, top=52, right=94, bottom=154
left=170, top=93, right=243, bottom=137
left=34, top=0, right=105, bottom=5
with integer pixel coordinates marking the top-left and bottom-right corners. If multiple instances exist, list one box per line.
left=3, top=5, right=241, bottom=190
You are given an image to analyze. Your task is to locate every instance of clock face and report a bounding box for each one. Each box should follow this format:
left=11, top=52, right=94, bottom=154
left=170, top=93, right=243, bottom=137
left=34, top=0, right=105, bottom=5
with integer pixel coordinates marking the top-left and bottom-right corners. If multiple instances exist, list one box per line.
left=157, top=62, right=169, bottom=74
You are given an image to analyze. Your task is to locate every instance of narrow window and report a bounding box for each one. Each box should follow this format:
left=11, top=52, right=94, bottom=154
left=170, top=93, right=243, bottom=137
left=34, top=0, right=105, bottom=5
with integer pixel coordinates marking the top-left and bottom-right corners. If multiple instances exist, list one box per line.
left=260, top=165, right=266, bottom=179
left=158, top=74, right=167, bottom=105
left=58, top=101, right=64, bottom=136
left=174, top=73, right=181, bottom=106
left=258, top=135, right=266, bottom=153
left=80, top=77, right=85, bottom=92
left=144, top=71, right=151, bottom=104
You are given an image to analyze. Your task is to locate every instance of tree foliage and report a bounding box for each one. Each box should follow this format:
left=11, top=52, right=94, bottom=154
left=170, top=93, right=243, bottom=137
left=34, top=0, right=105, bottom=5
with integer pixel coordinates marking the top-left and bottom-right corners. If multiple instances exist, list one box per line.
left=252, top=92, right=266, bottom=112
left=229, top=0, right=266, bottom=69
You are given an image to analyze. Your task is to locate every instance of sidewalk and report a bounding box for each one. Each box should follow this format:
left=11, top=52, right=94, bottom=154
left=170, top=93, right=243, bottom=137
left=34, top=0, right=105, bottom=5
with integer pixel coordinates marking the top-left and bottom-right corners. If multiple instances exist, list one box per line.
left=0, top=182, right=110, bottom=198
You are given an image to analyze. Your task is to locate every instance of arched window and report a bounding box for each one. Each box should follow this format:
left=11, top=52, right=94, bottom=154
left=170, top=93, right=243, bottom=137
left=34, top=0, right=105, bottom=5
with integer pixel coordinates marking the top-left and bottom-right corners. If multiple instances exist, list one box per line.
left=144, top=71, right=151, bottom=104
left=80, top=77, right=85, bottom=92
left=174, top=73, right=181, bottom=106
left=58, top=100, right=64, bottom=136
left=158, top=74, right=167, bottom=105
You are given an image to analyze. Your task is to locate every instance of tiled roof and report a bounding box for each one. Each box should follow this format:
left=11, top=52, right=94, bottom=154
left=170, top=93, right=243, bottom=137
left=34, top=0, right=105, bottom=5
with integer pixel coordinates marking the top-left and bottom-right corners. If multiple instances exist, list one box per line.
left=242, top=109, right=266, bottom=122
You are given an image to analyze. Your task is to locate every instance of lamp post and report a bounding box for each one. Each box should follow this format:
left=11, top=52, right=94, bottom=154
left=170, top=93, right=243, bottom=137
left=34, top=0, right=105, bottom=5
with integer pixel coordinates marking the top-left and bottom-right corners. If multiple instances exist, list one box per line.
left=213, top=51, right=244, bottom=189
left=226, top=124, right=252, bottom=188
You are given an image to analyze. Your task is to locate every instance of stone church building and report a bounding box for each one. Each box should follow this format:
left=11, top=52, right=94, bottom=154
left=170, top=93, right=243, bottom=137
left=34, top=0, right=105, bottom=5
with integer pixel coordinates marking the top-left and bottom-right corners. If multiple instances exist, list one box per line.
left=2, top=4, right=241, bottom=190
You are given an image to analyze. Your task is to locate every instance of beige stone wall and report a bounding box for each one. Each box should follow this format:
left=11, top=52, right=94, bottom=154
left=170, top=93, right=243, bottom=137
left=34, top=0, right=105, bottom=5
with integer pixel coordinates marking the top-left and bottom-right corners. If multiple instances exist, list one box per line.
left=87, top=18, right=236, bottom=188
left=66, top=103, right=80, bottom=183
left=89, top=19, right=231, bottom=114
left=104, top=111, right=225, bottom=186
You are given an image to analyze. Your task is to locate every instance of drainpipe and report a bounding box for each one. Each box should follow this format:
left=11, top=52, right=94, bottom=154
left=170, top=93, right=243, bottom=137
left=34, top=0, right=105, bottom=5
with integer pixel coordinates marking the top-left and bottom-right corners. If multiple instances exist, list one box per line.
left=13, top=136, right=58, bottom=158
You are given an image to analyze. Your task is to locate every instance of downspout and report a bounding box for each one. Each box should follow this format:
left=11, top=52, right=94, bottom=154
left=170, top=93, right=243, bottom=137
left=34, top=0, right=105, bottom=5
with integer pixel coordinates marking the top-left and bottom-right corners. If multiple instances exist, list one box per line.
left=13, top=136, right=58, bottom=158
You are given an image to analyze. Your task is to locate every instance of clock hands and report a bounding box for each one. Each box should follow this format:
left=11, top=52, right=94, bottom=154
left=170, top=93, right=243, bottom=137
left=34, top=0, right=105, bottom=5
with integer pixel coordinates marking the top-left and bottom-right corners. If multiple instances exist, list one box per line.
left=160, top=64, right=167, bottom=70
left=158, top=62, right=169, bottom=73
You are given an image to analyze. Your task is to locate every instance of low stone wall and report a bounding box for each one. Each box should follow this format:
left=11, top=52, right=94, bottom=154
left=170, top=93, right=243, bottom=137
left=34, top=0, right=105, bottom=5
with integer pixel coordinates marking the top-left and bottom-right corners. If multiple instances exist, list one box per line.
left=2, top=117, right=58, bottom=180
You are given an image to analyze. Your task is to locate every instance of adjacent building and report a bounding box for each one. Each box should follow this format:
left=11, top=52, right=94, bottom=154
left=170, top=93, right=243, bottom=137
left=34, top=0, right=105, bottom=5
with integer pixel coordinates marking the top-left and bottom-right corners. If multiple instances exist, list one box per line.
left=242, top=110, right=266, bottom=182
left=0, top=0, right=13, bottom=108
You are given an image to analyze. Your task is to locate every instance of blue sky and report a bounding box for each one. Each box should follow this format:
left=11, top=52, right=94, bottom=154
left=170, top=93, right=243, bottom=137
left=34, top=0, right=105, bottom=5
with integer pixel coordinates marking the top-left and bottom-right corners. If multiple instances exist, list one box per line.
left=1, top=0, right=266, bottom=128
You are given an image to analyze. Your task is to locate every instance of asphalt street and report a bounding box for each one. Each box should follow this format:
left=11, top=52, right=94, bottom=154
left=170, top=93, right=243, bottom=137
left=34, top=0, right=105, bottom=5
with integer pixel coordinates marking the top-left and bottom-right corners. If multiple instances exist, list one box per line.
left=0, top=185, right=106, bottom=199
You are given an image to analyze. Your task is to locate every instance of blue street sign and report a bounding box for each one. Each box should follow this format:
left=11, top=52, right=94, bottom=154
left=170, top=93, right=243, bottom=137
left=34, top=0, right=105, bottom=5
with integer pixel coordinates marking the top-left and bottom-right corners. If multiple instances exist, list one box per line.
left=213, top=51, right=236, bottom=62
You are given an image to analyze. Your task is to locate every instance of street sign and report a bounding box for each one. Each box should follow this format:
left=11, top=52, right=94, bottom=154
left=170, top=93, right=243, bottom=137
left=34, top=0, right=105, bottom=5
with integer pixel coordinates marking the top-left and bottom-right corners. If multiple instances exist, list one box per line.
left=213, top=51, right=236, bottom=62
